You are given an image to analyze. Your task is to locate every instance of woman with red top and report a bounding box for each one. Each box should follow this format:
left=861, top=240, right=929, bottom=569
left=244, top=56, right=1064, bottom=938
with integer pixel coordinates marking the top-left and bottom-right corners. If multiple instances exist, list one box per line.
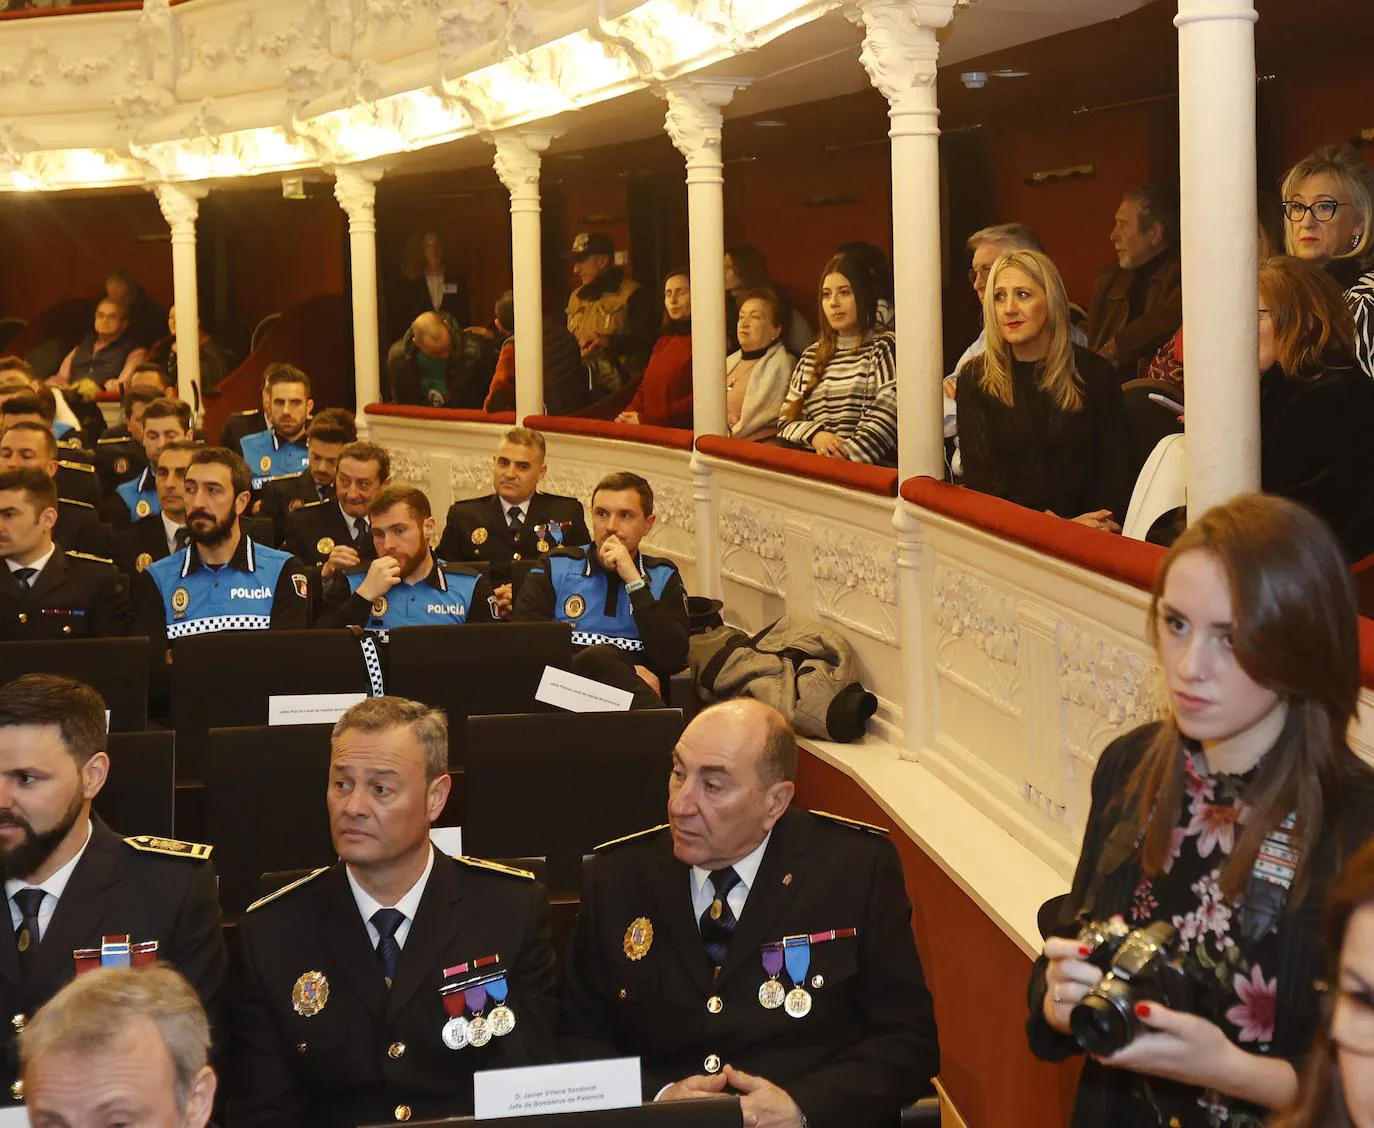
left=617, top=270, right=693, bottom=429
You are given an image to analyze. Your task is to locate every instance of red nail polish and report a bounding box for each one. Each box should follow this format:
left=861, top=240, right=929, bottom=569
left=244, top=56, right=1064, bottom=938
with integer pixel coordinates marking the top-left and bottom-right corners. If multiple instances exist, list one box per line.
left=1078, top=945, right=1091, bottom=957
left=1135, top=1002, right=1151, bottom=1018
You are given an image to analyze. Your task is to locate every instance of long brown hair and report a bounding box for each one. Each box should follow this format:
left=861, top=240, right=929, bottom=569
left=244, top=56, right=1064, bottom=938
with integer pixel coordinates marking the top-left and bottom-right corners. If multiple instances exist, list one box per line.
left=1260, top=256, right=1360, bottom=379
left=1127, top=493, right=1361, bottom=905
left=1270, top=842, right=1374, bottom=1128
left=780, top=254, right=875, bottom=424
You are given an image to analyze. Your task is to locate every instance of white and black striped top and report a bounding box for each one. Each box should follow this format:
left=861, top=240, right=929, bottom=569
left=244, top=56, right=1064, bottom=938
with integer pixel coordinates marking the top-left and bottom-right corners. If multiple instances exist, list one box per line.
left=777, top=332, right=898, bottom=464
left=1348, top=270, right=1374, bottom=380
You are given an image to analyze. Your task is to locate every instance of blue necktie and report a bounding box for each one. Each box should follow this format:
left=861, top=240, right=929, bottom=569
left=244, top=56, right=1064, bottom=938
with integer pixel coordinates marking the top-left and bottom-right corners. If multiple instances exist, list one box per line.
left=371, top=907, right=404, bottom=986
left=700, top=867, right=741, bottom=976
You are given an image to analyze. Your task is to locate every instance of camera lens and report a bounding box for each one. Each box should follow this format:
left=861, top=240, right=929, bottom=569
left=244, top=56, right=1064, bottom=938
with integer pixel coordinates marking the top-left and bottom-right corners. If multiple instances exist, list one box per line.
left=1071, top=989, right=1134, bottom=1056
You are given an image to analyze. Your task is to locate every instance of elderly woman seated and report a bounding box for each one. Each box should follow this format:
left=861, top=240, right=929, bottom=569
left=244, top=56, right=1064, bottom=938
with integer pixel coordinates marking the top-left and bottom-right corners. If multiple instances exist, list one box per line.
left=724, top=288, right=794, bottom=442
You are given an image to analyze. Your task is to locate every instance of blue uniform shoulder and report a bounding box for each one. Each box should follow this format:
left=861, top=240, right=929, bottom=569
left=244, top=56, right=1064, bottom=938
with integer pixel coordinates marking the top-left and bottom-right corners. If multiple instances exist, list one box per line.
left=250, top=541, right=295, bottom=568
left=641, top=553, right=680, bottom=576
left=439, top=560, right=486, bottom=579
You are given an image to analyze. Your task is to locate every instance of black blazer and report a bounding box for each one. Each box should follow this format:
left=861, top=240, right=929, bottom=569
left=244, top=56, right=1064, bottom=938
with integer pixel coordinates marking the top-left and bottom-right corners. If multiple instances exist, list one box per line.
left=221, top=410, right=267, bottom=458
left=0, top=820, right=227, bottom=1102
left=54, top=500, right=116, bottom=560
left=284, top=500, right=374, bottom=569
left=559, top=810, right=940, bottom=1127
left=114, top=513, right=177, bottom=578
left=255, top=473, right=331, bottom=547
left=387, top=273, right=471, bottom=345
left=0, top=548, right=129, bottom=639
left=436, top=493, right=589, bottom=587
left=229, top=854, right=558, bottom=1128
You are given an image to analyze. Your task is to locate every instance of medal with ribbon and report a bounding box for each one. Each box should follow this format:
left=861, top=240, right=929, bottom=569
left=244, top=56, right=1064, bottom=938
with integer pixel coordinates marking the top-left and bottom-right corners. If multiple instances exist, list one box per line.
left=758, top=943, right=786, bottom=1009
left=74, top=936, right=158, bottom=976
left=782, top=935, right=812, bottom=1018
left=758, top=929, right=858, bottom=1015
left=487, top=974, right=516, bottom=1037
left=464, top=983, right=492, bottom=1047
left=438, top=955, right=500, bottom=1050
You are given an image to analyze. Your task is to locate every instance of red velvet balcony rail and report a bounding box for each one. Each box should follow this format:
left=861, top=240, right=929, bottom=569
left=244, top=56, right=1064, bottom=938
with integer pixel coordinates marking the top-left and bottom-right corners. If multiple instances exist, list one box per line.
left=522, top=415, right=695, bottom=451
left=364, top=404, right=515, bottom=426
left=695, top=435, right=899, bottom=497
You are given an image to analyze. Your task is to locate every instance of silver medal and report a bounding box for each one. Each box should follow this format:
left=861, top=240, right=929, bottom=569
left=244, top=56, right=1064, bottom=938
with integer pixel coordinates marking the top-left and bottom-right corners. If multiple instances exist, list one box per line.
left=783, top=986, right=812, bottom=1018
left=441, top=1015, right=469, bottom=1050
left=467, top=1015, right=492, bottom=1047
left=758, top=979, right=786, bottom=1009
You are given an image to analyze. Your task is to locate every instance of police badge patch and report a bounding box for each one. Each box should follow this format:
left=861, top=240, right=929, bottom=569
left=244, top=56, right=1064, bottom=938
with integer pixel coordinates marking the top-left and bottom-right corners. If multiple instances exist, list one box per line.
left=563, top=594, right=585, bottom=619
left=135, top=499, right=151, bottom=518
left=292, top=573, right=309, bottom=599
left=171, top=587, right=190, bottom=614
left=316, top=537, right=335, bottom=557
left=371, top=596, right=388, bottom=617
left=471, top=527, right=488, bottom=546
left=259, top=455, right=272, bottom=473
left=135, top=553, right=153, bottom=573
left=114, top=457, right=128, bottom=475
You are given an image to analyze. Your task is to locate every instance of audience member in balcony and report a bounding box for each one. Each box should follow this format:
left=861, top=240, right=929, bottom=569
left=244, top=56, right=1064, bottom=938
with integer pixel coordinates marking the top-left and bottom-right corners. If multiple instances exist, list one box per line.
left=49, top=298, right=148, bottom=392
left=386, top=310, right=495, bottom=410
left=1031, top=492, right=1374, bottom=1128
left=564, top=232, right=658, bottom=396
left=724, top=245, right=813, bottom=356
left=482, top=290, right=590, bottom=415
left=1268, top=839, right=1374, bottom=1128
left=776, top=253, right=898, bottom=465
left=104, top=269, right=167, bottom=350
left=725, top=287, right=794, bottom=442
left=1255, top=255, right=1374, bottom=561
left=617, top=269, right=694, bottom=429
left=1086, top=184, right=1183, bottom=379
left=239, top=363, right=313, bottom=490
left=0, top=422, right=113, bottom=559
left=956, top=250, right=1130, bottom=529
left=836, top=240, right=896, bottom=332
left=158, top=305, right=232, bottom=398
left=388, top=228, right=471, bottom=347
left=1280, top=145, right=1374, bottom=378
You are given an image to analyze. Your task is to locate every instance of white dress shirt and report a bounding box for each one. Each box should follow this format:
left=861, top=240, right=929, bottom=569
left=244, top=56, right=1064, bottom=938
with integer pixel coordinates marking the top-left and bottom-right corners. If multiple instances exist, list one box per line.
left=689, top=831, right=772, bottom=929
left=346, top=845, right=435, bottom=950
left=499, top=495, right=534, bottom=528
left=341, top=504, right=368, bottom=544
left=5, top=819, right=94, bottom=942
left=161, top=512, right=185, bottom=556
left=6, top=545, right=56, bottom=585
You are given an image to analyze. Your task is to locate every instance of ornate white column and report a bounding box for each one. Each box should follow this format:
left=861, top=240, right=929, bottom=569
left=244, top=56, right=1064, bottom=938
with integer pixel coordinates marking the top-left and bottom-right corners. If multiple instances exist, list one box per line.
left=493, top=130, right=559, bottom=422
left=1177, top=0, right=1260, bottom=515
left=155, top=183, right=207, bottom=412
left=662, top=79, right=750, bottom=439
left=333, top=165, right=385, bottom=424
left=856, top=0, right=956, bottom=483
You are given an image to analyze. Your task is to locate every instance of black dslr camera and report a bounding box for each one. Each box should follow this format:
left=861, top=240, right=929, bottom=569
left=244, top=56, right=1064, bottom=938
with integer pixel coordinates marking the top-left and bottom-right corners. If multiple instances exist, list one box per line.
left=1069, top=919, right=1193, bottom=1056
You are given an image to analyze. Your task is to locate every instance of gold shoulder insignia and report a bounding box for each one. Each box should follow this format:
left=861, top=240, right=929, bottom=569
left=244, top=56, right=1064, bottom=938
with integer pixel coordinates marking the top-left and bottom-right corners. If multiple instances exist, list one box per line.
left=123, top=834, right=214, bottom=860
left=594, top=824, right=669, bottom=852
left=66, top=550, right=114, bottom=566
left=58, top=460, right=95, bottom=473
left=263, top=472, right=305, bottom=483
left=97, top=436, right=133, bottom=446
left=454, top=856, right=535, bottom=880
left=235, top=408, right=259, bottom=417
left=245, top=866, right=329, bottom=912
left=58, top=438, right=83, bottom=449
left=808, top=809, right=890, bottom=836
left=296, top=498, right=327, bottom=510
left=59, top=497, right=95, bottom=510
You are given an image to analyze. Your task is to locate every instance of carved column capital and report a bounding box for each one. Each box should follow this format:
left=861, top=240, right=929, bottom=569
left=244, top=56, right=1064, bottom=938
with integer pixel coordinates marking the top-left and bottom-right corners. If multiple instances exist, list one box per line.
left=492, top=129, right=560, bottom=198
left=660, top=79, right=750, bottom=163
left=333, top=165, right=384, bottom=227
left=155, top=182, right=206, bottom=235
left=851, top=0, right=956, bottom=107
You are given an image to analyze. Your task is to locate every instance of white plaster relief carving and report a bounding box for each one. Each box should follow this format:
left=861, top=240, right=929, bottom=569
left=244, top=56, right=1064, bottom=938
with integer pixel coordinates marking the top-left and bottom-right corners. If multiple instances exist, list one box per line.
left=660, top=81, right=745, bottom=161
left=437, top=2, right=507, bottom=64
left=718, top=498, right=785, bottom=595
left=540, top=466, right=600, bottom=509
left=155, top=182, right=204, bottom=231
left=850, top=0, right=952, bottom=105
left=492, top=130, right=556, bottom=194
left=389, top=448, right=433, bottom=492
left=811, top=524, right=897, bottom=643
left=333, top=166, right=380, bottom=220
left=449, top=458, right=491, bottom=500
left=931, top=564, right=1019, bottom=665
left=1058, top=623, right=1164, bottom=728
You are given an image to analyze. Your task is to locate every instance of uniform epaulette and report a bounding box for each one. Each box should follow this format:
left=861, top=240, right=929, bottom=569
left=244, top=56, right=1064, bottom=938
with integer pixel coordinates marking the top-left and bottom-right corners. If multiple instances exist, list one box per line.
left=97, top=435, right=133, bottom=446
left=808, top=809, right=890, bottom=836
left=455, top=856, right=535, bottom=880
left=58, top=459, right=95, bottom=472
left=595, top=823, right=669, bottom=851
left=245, top=866, right=328, bottom=912
left=548, top=544, right=588, bottom=559
left=262, top=472, right=305, bottom=484
left=295, top=498, right=327, bottom=510
left=59, top=496, right=94, bottom=509
left=58, top=438, right=84, bottom=450
left=440, top=560, right=483, bottom=575
left=67, top=550, right=114, bottom=566
left=234, top=408, right=260, bottom=417
left=124, top=834, right=214, bottom=860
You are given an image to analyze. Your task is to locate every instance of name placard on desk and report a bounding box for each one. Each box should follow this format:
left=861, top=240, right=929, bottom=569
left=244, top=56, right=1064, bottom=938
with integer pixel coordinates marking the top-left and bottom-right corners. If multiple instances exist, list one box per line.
left=534, top=668, right=633, bottom=714
left=474, top=1057, right=641, bottom=1119
left=267, top=692, right=367, bottom=726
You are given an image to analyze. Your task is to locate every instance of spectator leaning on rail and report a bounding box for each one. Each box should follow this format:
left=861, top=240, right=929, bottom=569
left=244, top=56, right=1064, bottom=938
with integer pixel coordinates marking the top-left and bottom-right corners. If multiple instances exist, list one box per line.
left=775, top=253, right=898, bottom=465
left=956, top=249, right=1131, bottom=531
left=1086, top=184, right=1183, bottom=379
left=1279, top=145, right=1374, bottom=379
left=617, top=268, right=694, bottom=429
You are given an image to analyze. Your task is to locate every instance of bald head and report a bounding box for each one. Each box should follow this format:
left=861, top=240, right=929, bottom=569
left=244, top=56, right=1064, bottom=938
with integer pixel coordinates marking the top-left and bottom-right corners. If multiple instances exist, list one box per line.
left=667, top=699, right=796, bottom=870
left=411, top=312, right=452, bottom=360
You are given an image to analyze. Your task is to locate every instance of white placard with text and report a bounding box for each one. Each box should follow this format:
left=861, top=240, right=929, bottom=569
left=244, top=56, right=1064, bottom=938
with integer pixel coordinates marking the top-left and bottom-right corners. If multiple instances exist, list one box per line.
left=267, top=692, right=367, bottom=727
left=534, top=667, right=633, bottom=713
left=473, top=1057, right=641, bottom=1119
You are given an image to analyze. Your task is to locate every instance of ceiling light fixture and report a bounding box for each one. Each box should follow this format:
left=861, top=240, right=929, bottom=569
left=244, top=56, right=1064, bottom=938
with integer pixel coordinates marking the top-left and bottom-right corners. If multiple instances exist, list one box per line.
left=752, top=119, right=787, bottom=127
left=989, top=68, right=1030, bottom=78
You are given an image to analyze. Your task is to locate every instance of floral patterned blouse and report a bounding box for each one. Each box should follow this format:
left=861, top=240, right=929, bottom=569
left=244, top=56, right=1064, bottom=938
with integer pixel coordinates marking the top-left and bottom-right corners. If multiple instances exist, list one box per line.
left=1027, top=724, right=1374, bottom=1128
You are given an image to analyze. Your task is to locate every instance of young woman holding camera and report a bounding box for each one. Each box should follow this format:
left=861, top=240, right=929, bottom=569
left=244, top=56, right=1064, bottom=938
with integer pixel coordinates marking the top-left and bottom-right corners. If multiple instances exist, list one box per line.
left=1027, top=494, right=1374, bottom=1127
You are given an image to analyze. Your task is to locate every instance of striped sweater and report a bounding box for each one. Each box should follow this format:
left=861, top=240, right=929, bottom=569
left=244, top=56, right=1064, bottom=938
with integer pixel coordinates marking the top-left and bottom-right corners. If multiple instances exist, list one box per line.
left=776, top=332, right=898, bottom=464
left=1348, top=269, right=1374, bottom=380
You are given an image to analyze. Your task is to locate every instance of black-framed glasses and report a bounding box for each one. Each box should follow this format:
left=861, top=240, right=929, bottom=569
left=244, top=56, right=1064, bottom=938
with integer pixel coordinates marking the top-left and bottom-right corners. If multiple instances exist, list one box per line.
left=1319, top=981, right=1374, bottom=1055
left=1282, top=200, right=1350, bottom=223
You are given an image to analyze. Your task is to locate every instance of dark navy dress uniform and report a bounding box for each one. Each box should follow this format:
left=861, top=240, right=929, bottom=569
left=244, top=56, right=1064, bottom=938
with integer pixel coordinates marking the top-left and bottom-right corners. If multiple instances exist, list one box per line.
left=240, top=429, right=309, bottom=490
left=317, top=560, right=494, bottom=632
left=0, top=549, right=130, bottom=639
left=0, top=821, right=227, bottom=1105
left=511, top=546, right=689, bottom=674
left=93, top=432, right=145, bottom=493
left=437, top=492, right=589, bottom=587
left=256, top=472, right=331, bottom=546
left=228, top=853, right=558, bottom=1128
left=54, top=498, right=115, bottom=560
left=284, top=500, right=372, bottom=569
left=559, top=810, right=940, bottom=1128
left=114, top=465, right=159, bottom=523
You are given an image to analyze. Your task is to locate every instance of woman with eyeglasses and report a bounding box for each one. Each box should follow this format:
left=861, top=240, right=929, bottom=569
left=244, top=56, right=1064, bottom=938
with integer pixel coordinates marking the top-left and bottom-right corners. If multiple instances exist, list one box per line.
left=1029, top=493, right=1374, bottom=1128
left=1271, top=841, right=1374, bottom=1128
left=1256, top=256, right=1374, bottom=561
left=1280, top=146, right=1374, bottom=378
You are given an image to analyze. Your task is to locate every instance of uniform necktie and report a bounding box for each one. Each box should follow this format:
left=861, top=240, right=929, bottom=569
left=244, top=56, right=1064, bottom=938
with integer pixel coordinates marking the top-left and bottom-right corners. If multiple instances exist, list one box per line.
left=508, top=507, right=524, bottom=533
left=353, top=518, right=370, bottom=550
left=700, top=867, right=741, bottom=976
left=10, top=568, right=35, bottom=590
left=173, top=527, right=190, bottom=551
left=13, top=887, right=44, bottom=972
left=371, top=907, right=404, bottom=986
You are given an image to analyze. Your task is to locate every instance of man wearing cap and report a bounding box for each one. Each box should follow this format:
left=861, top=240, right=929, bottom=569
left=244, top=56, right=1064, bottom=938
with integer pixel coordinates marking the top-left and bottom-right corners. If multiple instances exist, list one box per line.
left=564, top=233, right=658, bottom=395
left=559, top=699, right=939, bottom=1128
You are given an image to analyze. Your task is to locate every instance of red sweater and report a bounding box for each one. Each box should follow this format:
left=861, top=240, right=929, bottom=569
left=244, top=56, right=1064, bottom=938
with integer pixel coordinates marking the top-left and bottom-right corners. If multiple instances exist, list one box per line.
left=627, top=332, right=693, bottom=428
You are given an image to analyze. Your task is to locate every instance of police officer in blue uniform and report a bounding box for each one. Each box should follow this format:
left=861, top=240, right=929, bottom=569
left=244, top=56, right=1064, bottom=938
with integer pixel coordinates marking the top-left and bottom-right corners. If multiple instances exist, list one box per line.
left=512, top=471, right=688, bottom=705
left=239, top=364, right=313, bottom=490
left=132, top=448, right=311, bottom=667
left=111, top=399, right=194, bottom=525
left=318, top=485, right=494, bottom=631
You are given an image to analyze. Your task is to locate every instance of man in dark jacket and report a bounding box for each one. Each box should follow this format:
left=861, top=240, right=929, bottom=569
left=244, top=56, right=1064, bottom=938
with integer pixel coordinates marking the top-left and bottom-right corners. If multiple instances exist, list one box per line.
left=386, top=312, right=495, bottom=409
left=564, top=233, right=658, bottom=395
